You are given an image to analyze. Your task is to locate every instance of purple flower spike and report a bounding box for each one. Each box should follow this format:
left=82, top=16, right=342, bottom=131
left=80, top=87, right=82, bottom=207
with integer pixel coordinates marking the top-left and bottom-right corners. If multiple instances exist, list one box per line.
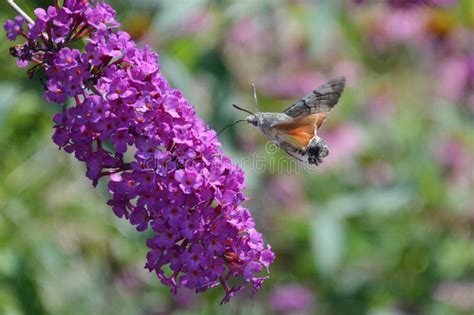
left=5, top=0, right=274, bottom=303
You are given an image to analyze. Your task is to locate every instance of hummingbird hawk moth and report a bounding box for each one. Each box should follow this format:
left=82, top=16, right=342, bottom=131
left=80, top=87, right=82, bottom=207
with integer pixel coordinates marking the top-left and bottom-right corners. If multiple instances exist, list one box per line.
left=234, top=77, right=346, bottom=166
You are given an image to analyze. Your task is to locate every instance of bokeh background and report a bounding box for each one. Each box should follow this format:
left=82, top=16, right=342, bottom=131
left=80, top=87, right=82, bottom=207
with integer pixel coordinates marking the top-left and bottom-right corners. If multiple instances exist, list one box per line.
left=0, top=0, right=473, bottom=314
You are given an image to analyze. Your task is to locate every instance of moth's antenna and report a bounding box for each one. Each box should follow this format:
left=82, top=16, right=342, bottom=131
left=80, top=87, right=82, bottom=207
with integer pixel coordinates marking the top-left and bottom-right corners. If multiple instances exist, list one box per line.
left=211, top=119, right=246, bottom=140
left=251, top=82, right=260, bottom=112
left=211, top=103, right=254, bottom=141
left=232, top=104, right=254, bottom=116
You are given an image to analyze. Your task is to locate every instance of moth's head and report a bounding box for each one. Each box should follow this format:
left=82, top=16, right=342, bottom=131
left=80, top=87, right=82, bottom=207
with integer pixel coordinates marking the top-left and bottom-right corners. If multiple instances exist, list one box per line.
left=245, top=115, right=258, bottom=127
left=307, top=137, right=330, bottom=166
left=315, top=138, right=329, bottom=158
left=232, top=104, right=258, bottom=127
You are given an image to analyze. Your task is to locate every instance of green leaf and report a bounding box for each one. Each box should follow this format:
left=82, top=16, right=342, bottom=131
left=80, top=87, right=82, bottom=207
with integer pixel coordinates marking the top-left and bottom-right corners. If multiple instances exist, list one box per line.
left=311, top=211, right=345, bottom=277
left=0, top=83, right=19, bottom=124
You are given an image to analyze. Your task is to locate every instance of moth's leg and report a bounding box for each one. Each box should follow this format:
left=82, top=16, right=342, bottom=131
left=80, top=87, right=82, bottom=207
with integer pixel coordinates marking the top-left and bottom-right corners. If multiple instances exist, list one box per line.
left=275, top=140, right=298, bottom=153
left=276, top=141, right=305, bottom=162
left=284, top=149, right=304, bottom=162
left=307, top=154, right=321, bottom=166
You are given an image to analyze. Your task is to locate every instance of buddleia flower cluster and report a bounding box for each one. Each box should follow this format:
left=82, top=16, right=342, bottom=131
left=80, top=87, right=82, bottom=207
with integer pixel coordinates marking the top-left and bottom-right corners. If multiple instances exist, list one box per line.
left=4, top=0, right=274, bottom=303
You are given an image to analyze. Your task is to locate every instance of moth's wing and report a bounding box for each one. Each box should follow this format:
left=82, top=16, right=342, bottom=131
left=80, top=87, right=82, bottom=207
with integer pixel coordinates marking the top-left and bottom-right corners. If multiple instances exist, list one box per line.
left=284, top=77, right=346, bottom=119
left=272, top=113, right=326, bottom=149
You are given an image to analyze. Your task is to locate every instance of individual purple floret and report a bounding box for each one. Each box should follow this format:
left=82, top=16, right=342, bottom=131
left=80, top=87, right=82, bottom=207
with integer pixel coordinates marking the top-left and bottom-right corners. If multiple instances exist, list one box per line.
left=4, top=0, right=274, bottom=303
left=3, top=15, right=25, bottom=40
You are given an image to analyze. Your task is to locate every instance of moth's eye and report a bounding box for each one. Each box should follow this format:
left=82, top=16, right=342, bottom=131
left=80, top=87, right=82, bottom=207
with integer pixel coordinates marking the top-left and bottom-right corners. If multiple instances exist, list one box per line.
left=252, top=120, right=258, bottom=126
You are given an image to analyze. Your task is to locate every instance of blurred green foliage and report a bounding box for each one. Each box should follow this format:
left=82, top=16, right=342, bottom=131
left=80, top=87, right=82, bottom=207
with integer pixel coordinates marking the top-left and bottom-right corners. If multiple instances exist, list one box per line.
left=0, top=0, right=473, bottom=314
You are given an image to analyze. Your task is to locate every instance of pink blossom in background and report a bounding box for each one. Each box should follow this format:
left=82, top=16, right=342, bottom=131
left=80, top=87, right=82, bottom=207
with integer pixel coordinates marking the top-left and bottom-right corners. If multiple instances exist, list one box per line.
left=264, top=175, right=306, bottom=212
left=319, top=123, right=366, bottom=168
left=365, top=160, right=395, bottom=186
left=175, top=9, right=214, bottom=35
left=226, top=17, right=269, bottom=53
left=356, top=0, right=458, bottom=7
left=260, top=72, right=327, bottom=99
left=269, top=284, right=316, bottom=313
left=115, top=267, right=145, bottom=294
left=434, top=0, right=458, bottom=5
left=437, top=55, right=470, bottom=103
left=466, top=93, right=474, bottom=113
left=361, top=7, right=429, bottom=52
left=368, top=91, right=395, bottom=122
left=467, top=54, right=474, bottom=86
left=172, top=288, right=198, bottom=308
left=433, top=138, right=473, bottom=186
left=465, top=53, right=474, bottom=111
left=382, top=9, right=427, bottom=44
left=332, top=60, right=361, bottom=88
left=434, top=282, right=474, bottom=311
